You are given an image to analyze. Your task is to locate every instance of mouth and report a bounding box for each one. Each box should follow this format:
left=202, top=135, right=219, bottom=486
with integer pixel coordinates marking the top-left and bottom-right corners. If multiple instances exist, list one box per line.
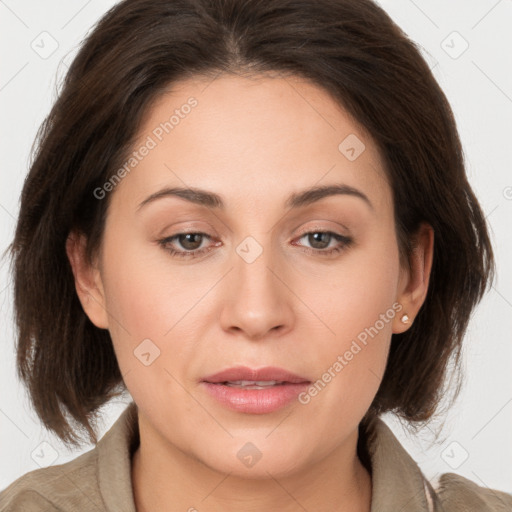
left=201, top=365, right=310, bottom=385
left=220, top=380, right=292, bottom=389
left=200, top=366, right=311, bottom=413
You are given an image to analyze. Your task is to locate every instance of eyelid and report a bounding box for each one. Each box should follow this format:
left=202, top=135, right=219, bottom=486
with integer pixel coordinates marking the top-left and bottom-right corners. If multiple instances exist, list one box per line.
left=154, top=221, right=217, bottom=239
left=157, top=220, right=350, bottom=245
left=293, top=221, right=350, bottom=238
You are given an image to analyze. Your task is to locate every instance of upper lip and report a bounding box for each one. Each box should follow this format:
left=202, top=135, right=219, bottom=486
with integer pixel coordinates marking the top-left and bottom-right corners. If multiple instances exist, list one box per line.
left=202, top=365, right=310, bottom=384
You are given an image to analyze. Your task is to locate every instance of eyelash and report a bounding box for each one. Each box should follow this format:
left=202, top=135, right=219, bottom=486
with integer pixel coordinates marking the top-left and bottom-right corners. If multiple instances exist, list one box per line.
left=157, top=230, right=353, bottom=260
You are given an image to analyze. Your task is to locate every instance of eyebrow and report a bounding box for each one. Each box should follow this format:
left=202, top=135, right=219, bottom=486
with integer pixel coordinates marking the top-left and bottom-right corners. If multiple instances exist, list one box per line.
left=137, top=183, right=374, bottom=212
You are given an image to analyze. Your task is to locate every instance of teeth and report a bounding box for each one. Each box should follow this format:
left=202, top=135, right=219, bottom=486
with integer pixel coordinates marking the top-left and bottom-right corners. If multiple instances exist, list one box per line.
left=224, top=380, right=284, bottom=387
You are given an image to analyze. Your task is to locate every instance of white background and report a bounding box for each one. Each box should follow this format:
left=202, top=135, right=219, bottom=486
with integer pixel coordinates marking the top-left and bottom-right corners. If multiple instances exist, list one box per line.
left=0, top=0, right=511, bottom=495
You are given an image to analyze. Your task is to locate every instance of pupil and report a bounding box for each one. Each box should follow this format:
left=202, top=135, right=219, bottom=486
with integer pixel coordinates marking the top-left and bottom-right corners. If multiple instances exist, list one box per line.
left=180, top=233, right=202, bottom=250
left=310, top=232, right=330, bottom=249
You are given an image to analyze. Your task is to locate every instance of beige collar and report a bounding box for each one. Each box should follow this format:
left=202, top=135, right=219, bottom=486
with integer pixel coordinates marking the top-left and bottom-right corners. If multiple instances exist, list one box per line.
left=362, top=416, right=438, bottom=511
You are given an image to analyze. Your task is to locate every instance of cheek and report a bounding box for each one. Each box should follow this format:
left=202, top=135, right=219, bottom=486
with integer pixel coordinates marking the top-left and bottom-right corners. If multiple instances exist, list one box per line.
left=297, top=227, right=400, bottom=343
left=294, top=231, right=399, bottom=410
left=100, top=215, right=207, bottom=332
left=98, top=224, right=205, bottom=379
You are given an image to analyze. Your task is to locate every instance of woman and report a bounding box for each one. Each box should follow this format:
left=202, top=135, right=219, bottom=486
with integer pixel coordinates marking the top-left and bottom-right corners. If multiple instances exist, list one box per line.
left=1, top=0, right=511, bottom=510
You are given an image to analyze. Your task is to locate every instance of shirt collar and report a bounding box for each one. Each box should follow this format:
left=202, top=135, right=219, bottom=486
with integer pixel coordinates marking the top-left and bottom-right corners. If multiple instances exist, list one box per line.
left=362, top=416, right=434, bottom=511
left=97, top=401, right=139, bottom=512
left=97, top=401, right=433, bottom=512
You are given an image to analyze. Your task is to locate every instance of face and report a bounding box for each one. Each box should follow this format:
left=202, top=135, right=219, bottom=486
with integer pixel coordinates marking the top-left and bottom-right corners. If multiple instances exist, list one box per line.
left=72, top=73, right=421, bottom=479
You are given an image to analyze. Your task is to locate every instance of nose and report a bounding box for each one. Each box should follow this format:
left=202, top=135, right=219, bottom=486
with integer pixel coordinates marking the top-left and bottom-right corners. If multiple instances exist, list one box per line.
left=218, top=239, right=295, bottom=340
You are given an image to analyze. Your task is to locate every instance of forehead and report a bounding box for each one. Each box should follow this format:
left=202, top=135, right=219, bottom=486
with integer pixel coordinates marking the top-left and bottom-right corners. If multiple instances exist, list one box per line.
left=110, top=73, right=391, bottom=215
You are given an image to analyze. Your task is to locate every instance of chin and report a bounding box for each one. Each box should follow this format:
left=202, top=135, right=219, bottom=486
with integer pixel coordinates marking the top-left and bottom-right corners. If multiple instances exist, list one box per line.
left=193, top=437, right=310, bottom=480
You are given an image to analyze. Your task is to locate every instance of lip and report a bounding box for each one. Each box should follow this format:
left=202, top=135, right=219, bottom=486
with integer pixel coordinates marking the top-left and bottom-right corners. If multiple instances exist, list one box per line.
left=201, top=365, right=310, bottom=384
left=200, top=365, right=311, bottom=414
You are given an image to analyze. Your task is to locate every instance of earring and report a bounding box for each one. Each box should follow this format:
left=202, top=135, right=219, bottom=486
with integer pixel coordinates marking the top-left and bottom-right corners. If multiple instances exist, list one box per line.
left=401, top=314, right=410, bottom=324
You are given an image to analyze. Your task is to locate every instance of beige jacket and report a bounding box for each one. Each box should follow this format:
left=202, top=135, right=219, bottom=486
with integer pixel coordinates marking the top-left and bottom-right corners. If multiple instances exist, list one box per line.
left=1, top=401, right=511, bottom=511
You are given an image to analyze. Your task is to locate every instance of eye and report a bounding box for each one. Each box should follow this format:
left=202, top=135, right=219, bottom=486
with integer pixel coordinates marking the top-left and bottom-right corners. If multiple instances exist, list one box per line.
left=157, top=232, right=217, bottom=259
left=157, top=230, right=353, bottom=260
left=293, top=230, right=353, bottom=257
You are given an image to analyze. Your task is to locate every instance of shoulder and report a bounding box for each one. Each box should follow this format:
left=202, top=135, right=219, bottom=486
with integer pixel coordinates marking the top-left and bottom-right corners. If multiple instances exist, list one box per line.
left=0, top=487, right=58, bottom=512
left=362, top=416, right=512, bottom=512
left=1, top=402, right=138, bottom=512
left=0, top=446, right=102, bottom=512
left=434, top=472, right=512, bottom=511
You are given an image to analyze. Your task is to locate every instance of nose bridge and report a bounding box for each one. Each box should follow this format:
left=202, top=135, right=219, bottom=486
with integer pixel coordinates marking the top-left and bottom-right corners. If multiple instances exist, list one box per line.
left=219, top=232, right=294, bottom=338
left=234, top=232, right=282, bottom=303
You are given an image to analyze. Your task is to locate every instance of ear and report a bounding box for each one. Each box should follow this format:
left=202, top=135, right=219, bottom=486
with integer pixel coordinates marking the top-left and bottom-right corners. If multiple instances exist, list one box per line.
left=393, top=222, right=434, bottom=334
left=65, top=230, right=109, bottom=329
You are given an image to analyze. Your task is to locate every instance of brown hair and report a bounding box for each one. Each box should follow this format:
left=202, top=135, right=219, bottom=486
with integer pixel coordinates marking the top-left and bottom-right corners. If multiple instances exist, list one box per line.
left=8, top=0, right=495, bottom=447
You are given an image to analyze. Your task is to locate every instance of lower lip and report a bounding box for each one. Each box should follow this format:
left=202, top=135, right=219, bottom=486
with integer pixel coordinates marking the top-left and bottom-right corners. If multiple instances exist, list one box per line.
left=201, top=382, right=310, bottom=414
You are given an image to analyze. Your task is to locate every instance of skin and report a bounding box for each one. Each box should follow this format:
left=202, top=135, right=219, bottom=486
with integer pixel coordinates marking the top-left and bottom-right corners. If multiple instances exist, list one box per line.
left=67, top=73, right=434, bottom=512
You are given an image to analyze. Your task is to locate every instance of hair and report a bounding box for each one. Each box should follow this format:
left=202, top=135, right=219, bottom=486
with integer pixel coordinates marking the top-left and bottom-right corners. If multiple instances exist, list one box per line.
left=7, top=0, right=495, bottom=447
